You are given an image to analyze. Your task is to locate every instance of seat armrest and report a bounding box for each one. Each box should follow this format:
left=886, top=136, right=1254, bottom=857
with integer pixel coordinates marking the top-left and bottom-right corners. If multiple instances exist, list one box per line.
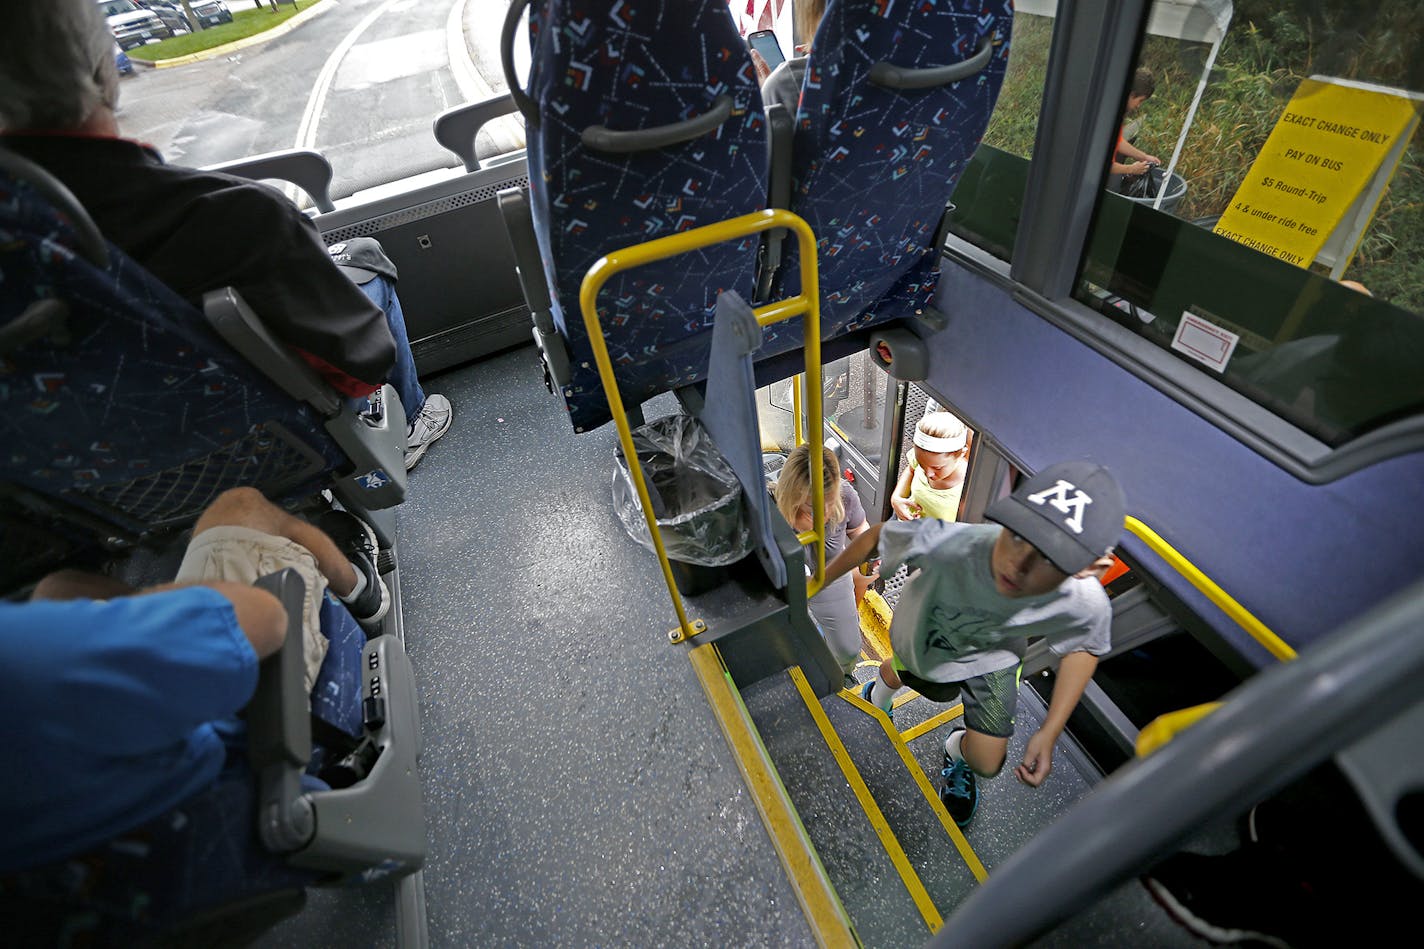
left=202, top=288, right=342, bottom=417
left=497, top=187, right=571, bottom=388
left=249, top=569, right=316, bottom=853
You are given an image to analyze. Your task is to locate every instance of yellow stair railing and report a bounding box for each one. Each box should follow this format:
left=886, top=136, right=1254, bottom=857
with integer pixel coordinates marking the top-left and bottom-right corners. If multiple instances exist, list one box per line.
left=579, top=209, right=829, bottom=644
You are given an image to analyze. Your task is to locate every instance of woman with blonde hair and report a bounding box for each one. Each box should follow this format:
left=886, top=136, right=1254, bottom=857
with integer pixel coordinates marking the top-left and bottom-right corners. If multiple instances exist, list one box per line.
left=774, top=443, right=876, bottom=676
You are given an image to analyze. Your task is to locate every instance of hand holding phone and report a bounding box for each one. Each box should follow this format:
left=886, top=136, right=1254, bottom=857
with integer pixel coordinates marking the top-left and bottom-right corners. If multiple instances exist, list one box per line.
left=748, top=29, right=785, bottom=75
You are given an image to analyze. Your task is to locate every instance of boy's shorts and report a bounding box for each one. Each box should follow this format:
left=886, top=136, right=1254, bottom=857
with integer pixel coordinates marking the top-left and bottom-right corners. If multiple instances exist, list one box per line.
left=175, top=524, right=329, bottom=691
left=893, top=657, right=1021, bottom=739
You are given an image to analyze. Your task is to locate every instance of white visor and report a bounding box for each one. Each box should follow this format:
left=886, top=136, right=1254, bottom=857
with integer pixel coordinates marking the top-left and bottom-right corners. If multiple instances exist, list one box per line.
left=913, top=429, right=967, bottom=454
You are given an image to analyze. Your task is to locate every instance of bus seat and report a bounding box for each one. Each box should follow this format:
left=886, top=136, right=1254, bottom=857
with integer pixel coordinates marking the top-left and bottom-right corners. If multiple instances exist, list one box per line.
left=501, top=0, right=771, bottom=433
left=0, top=569, right=425, bottom=946
left=765, top=0, right=1012, bottom=341
left=0, top=149, right=406, bottom=593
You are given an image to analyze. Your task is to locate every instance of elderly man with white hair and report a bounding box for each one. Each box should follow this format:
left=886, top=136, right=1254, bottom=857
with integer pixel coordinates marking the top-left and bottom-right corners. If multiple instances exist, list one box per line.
left=0, top=0, right=452, bottom=469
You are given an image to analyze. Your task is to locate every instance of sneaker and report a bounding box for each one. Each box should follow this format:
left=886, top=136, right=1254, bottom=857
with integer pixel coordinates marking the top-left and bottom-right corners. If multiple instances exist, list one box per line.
left=939, top=757, right=977, bottom=828
left=405, top=393, right=452, bottom=470
left=1142, top=851, right=1302, bottom=948
left=313, top=509, right=389, bottom=631
left=860, top=679, right=892, bottom=722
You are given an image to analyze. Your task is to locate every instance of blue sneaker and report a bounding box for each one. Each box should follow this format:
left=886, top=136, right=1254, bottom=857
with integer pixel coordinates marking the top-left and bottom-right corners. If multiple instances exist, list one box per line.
left=860, top=680, right=892, bottom=723
left=940, top=757, right=978, bottom=828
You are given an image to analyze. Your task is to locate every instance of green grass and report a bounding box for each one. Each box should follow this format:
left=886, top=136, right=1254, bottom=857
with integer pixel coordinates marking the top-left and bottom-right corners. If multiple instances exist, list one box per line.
left=127, top=1, right=318, bottom=61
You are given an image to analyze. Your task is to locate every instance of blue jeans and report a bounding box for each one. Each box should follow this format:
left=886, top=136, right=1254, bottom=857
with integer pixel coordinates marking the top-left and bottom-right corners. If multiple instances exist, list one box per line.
left=353, top=276, right=425, bottom=426
left=312, top=592, right=366, bottom=739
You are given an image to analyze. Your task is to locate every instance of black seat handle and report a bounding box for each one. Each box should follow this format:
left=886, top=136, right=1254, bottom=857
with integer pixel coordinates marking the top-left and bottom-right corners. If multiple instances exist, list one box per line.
left=581, top=95, right=734, bottom=154
left=501, top=0, right=539, bottom=127
left=868, top=35, right=994, bottom=90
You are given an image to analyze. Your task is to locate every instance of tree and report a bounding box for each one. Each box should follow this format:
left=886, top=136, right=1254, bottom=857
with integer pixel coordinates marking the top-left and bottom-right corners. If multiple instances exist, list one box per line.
left=177, top=1, right=205, bottom=31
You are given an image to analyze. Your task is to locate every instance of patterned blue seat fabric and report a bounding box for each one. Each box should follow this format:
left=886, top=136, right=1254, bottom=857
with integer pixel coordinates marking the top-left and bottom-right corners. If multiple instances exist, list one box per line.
left=0, top=757, right=323, bottom=946
left=0, top=170, right=346, bottom=568
left=525, top=0, right=770, bottom=432
left=765, top=0, right=1013, bottom=350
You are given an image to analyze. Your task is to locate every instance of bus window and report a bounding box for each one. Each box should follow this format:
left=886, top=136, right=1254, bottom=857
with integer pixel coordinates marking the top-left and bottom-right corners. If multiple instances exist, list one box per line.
left=113, top=0, right=530, bottom=201
left=945, top=2, right=1061, bottom=262
left=1072, top=0, right=1424, bottom=446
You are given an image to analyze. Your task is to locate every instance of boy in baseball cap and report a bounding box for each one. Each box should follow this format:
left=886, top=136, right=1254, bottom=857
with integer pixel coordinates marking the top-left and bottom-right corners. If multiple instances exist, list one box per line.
left=821, top=460, right=1125, bottom=827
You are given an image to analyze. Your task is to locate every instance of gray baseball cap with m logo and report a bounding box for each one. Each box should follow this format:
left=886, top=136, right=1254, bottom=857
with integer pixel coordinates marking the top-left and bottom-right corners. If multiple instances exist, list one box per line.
left=985, top=460, right=1126, bottom=574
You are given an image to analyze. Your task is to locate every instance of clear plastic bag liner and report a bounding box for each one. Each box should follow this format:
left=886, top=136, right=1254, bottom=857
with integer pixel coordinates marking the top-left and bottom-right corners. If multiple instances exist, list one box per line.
left=612, top=414, right=752, bottom=567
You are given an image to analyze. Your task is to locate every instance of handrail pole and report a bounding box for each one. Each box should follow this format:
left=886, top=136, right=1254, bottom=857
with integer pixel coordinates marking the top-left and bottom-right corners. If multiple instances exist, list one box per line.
left=580, top=209, right=822, bottom=638
left=1124, top=516, right=1296, bottom=662
left=791, top=373, right=805, bottom=446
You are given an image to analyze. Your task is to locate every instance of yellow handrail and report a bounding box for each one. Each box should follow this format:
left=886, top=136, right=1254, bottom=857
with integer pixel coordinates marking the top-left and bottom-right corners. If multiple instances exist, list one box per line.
left=1124, top=516, right=1295, bottom=756
left=1124, top=516, right=1296, bottom=663
left=791, top=373, right=805, bottom=447
left=579, top=209, right=825, bottom=642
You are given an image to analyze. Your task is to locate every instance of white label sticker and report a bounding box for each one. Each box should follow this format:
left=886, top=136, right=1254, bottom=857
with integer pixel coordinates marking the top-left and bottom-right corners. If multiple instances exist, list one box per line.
left=1171, top=312, right=1240, bottom=373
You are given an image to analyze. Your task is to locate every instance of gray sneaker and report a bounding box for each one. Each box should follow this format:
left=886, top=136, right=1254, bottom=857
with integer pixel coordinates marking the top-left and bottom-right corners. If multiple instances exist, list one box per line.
left=405, top=393, right=452, bottom=470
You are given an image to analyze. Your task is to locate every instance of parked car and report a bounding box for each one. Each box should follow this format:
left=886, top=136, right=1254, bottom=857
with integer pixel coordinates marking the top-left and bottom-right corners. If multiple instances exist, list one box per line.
left=139, top=0, right=234, bottom=30
left=191, top=0, right=234, bottom=27
left=96, top=0, right=173, bottom=50
left=114, top=43, right=135, bottom=76
left=133, top=0, right=189, bottom=34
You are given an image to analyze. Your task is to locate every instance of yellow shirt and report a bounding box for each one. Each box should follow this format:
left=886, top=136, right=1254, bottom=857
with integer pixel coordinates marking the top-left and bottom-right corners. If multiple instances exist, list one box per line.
left=909, top=457, right=963, bottom=521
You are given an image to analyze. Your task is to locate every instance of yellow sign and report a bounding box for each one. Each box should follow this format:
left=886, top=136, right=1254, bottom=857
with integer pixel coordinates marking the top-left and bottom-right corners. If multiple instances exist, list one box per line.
left=1213, top=77, right=1420, bottom=269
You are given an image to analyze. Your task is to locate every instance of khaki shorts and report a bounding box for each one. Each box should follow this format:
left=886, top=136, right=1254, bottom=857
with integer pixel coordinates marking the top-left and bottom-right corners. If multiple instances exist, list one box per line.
left=175, top=525, right=328, bottom=692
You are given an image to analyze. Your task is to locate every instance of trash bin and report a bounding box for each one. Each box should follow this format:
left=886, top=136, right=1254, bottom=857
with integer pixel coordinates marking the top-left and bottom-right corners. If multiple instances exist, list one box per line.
left=613, top=415, right=753, bottom=595
left=1119, top=170, right=1189, bottom=215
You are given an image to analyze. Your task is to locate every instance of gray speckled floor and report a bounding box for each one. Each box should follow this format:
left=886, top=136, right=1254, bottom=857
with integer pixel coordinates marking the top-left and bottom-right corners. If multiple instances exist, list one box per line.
left=255, top=346, right=1216, bottom=948
left=846, top=672, right=1216, bottom=947
left=259, top=350, right=815, bottom=947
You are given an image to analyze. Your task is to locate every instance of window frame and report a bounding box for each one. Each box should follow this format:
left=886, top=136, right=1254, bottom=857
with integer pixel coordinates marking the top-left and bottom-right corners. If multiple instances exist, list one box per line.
left=954, top=0, right=1424, bottom=483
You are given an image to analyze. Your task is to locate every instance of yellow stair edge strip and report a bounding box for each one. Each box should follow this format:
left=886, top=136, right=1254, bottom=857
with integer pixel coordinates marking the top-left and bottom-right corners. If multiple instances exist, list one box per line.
left=790, top=668, right=945, bottom=932
left=898, top=702, right=965, bottom=744
left=841, top=689, right=987, bottom=884
left=688, top=645, right=860, bottom=949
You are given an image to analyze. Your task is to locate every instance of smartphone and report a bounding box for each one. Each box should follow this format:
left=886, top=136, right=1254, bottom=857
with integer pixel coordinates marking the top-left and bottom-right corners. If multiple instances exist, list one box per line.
left=748, top=29, right=786, bottom=69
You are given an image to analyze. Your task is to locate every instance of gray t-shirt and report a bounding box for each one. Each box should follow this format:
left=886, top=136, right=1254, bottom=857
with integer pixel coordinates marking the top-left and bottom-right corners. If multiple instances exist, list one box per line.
left=800, top=480, right=867, bottom=577
left=879, top=521, right=1112, bottom=683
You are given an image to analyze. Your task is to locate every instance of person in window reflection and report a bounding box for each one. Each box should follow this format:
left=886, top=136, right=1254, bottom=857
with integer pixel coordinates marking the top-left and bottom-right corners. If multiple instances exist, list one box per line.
left=823, top=461, right=1124, bottom=828
left=0, top=0, right=451, bottom=470
left=1143, top=761, right=1423, bottom=947
left=891, top=411, right=972, bottom=522
left=1110, top=67, right=1162, bottom=178
left=1230, top=279, right=1424, bottom=435
left=774, top=445, right=879, bottom=681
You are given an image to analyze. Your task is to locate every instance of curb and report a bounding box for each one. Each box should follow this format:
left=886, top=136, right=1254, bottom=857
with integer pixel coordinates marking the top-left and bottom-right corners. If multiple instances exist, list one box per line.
left=129, top=0, right=334, bottom=69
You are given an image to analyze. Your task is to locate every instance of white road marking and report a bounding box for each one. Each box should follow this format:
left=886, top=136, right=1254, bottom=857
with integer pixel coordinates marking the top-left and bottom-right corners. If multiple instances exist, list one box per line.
left=336, top=30, right=449, bottom=90
left=293, top=0, right=405, bottom=152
